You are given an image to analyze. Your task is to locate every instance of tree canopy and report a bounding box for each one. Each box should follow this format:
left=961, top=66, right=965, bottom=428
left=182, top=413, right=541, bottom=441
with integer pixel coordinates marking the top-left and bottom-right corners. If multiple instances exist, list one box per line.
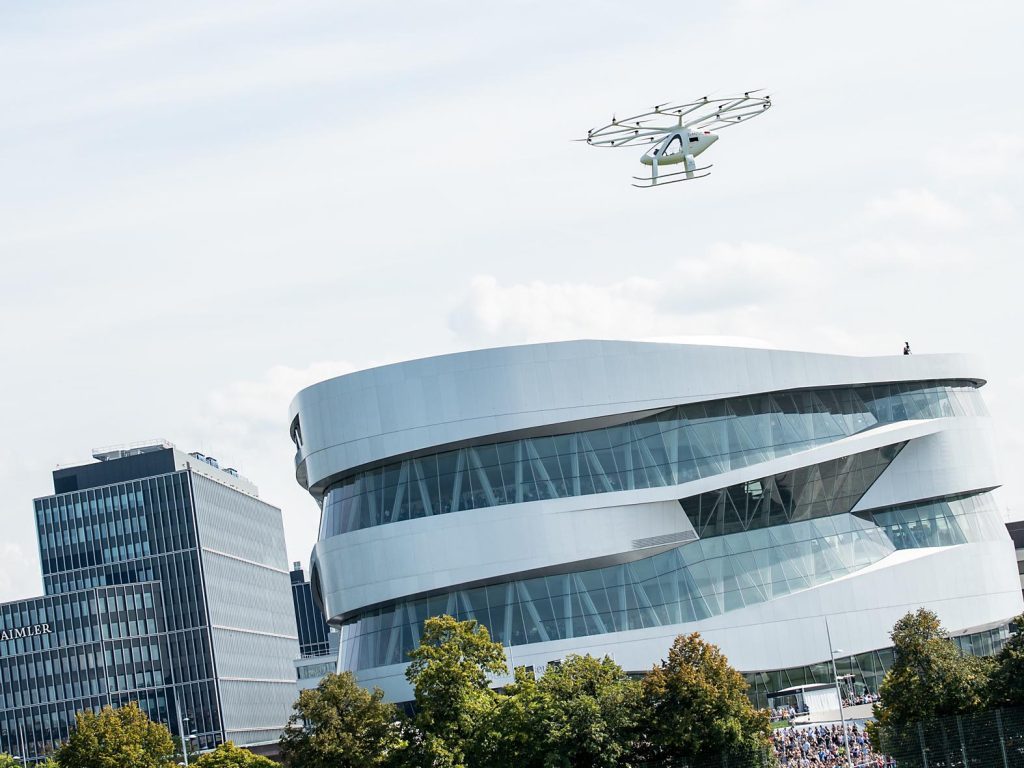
left=398, top=617, right=768, bottom=768
left=987, top=613, right=1024, bottom=707
left=279, top=671, right=406, bottom=768
left=640, top=632, right=772, bottom=767
left=405, top=615, right=509, bottom=768
left=193, top=741, right=278, bottom=768
left=54, top=702, right=176, bottom=768
left=871, top=608, right=993, bottom=732
left=501, top=654, right=643, bottom=768
left=0, top=756, right=57, bottom=768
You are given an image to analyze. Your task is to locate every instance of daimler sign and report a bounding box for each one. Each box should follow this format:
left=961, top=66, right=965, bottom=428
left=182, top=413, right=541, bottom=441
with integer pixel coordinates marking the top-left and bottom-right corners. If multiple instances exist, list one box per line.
left=0, top=624, right=52, bottom=642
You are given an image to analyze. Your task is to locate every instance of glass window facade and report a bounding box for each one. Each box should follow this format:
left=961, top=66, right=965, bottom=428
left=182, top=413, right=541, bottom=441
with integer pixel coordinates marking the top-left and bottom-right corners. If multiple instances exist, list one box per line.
left=681, top=444, right=903, bottom=537
left=32, top=470, right=224, bottom=756
left=321, top=381, right=985, bottom=537
left=339, top=446, right=919, bottom=672
left=858, top=491, right=1008, bottom=549
left=338, top=451, right=1002, bottom=676
left=297, top=661, right=335, bottom=680
left=291, top=566, right=331, bottom=658
left=0, top=584, right=169, bottom=760
left=744, top=624, right=1010, bottom=709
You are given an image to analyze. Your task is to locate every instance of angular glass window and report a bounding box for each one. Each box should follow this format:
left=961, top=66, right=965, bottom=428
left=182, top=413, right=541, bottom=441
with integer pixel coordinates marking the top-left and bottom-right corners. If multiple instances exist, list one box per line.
left=321, top=381, right=985, bottom=535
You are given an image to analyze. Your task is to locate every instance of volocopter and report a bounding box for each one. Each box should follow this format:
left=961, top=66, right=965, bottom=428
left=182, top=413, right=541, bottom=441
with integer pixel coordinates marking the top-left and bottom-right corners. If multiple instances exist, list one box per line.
left=581, top=91, right=771, bottom=188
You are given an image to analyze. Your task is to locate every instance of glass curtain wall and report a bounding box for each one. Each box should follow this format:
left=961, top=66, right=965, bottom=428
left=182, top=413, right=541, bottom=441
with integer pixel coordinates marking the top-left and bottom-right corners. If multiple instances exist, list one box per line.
left=321, top=381, right=985, bottom=537
left=340, top=446, right=909, bottom=671
left=744, top=624, right=1010, bottom=709
left=858, top=491, right=1007, bottom=549
left=33, top=472, right=223, bottom=750
left=0, top=584, right=169, bottom=760
left=680, top=444, right=904, bottom=538
left=340, top=482, right=1003, bottom=673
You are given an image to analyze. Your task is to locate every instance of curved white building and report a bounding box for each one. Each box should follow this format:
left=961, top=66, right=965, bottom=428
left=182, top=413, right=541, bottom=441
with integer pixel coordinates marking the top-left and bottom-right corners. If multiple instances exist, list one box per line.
left=288, top=340, right=1022, bottom=704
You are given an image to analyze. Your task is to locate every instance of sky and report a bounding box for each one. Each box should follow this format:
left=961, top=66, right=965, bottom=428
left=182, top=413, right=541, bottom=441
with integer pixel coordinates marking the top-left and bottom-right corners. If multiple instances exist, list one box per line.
left=1, top=0, right=1022, bottom=603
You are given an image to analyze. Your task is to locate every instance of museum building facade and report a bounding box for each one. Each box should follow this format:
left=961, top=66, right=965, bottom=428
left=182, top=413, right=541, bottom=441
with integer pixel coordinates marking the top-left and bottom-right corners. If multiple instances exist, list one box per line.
left=289, top=340, right=1022, bottom=704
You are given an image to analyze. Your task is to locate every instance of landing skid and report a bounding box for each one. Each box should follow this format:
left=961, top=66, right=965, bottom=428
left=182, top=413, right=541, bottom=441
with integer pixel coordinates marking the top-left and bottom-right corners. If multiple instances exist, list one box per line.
left=631, top=163, right=712, bottom=188
left=632, top=171, right=712, bottom=188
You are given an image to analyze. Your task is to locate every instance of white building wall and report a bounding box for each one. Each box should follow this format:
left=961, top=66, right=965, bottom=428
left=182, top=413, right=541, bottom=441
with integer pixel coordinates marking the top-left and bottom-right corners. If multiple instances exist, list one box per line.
left=289, top=341, right=1020, bottom=704
left=192, top=473, right=299, bottom=745
left=290, top=341, right=985, bottom=495
left=354, top=541, right=1022, bottom=703
left=313, top=419, right=950, bottom=621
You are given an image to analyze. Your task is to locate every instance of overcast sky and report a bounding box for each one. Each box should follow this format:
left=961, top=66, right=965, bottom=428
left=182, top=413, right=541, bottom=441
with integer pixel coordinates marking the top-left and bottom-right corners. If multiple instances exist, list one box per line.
left=1, top=0, right=1022, bottom=603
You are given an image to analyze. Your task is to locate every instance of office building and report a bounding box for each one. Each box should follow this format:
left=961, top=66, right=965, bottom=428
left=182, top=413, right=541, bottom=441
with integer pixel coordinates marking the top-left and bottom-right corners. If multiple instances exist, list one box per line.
left=290, top=564, right=330, bottom=658
left=289, top=340, right=1022, bottom=705
left=0, top=441, right=298, bottom=762
left=290, top=563, right=336, bottom=692
left=294, top=633, right=339, bottom=693
left=1, top=584, right=168, bottom=759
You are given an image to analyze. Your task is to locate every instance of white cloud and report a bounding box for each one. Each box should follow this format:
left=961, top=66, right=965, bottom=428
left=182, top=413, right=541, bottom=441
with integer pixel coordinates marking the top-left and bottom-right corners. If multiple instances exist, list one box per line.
left=928, top=132, right=1024, bottom=180
left=0, top=542, right=36, bottom=601
left=865, top=188, right=968, bottom=230
left=197, top=360, right=358, bottom=568
left=452, top=274, right=665, bottom=344
left=206, top=360, right=357, bottom=432
left=844, top=238, right=926, bottom=265
left=983, top=194, right=1017, bottom=223
left=450, top=241, right=811, bottom=347
left=668, top=242, right=816, bottom=312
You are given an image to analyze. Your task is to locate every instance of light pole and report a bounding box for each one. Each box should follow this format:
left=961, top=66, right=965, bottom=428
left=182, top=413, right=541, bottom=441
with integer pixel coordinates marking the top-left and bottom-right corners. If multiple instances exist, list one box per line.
left=14, top=721, right=29, bottom=766
left=825, top=616, right=854, bottom=768
left=173, top=689, right=190, bottom=768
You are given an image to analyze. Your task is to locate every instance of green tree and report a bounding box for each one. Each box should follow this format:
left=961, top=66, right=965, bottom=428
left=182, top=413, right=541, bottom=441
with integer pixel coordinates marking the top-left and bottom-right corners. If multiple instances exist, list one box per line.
left=405, top=615, right=508, bottom=768
left=640, top=633, right=773, bottom=767
left=54, top=702, right=176, bottom=768
left=477, top=666, right=549, bottom=767
left=988, top=614, right=1024, bottom=706
left=0, top=753, right=56, bottom=767
left=279, top=671, right=406, bottom=768
left=870, top=608, right=992, bottom=737
left=193, top=741, right=277, bottom=767
left=495, top=655, right=638, bottom=768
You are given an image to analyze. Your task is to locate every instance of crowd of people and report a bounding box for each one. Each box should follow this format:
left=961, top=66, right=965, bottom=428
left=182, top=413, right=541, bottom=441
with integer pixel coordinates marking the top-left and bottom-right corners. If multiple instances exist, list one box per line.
left=769, top=704, right=805, bottom=721
left=771, top=723, right=893, bottom=767
left=844, top=691, right=881, bottom=707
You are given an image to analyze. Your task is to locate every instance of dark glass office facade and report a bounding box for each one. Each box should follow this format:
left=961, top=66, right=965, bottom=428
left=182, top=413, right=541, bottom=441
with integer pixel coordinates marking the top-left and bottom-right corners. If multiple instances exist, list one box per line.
left=0, top=583, right=169, bottom=759
left=290, top=565, right=330, bottom=658
left=5, top=445, right=300, bottom=762
left=34, top=470, right=223, bottom=752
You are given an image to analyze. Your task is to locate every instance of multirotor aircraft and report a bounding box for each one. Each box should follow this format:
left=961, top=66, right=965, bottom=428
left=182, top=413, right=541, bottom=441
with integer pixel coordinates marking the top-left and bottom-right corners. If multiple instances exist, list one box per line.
left=582, top=92, right=771, bottom=188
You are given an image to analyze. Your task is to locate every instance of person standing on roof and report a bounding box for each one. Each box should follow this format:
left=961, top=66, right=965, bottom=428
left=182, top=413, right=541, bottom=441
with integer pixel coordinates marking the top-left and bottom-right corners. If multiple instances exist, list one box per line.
left=903, top=342, right=912, bottom=355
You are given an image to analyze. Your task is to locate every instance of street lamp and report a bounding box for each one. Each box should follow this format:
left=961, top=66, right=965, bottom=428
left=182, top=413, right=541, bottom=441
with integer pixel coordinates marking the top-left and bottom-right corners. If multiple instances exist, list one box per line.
left=825, top=617, right=854, bottom=768
left=3, top=726, right=26, bottom=767
left=173, top=691, right=191, bottom=768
